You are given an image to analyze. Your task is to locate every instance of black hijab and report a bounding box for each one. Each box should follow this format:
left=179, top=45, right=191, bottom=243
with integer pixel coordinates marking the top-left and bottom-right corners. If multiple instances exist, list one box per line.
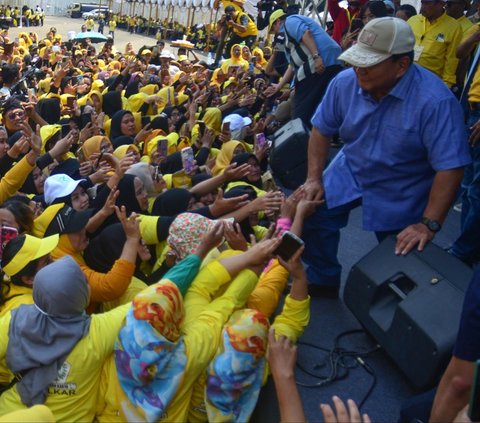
left=36, top=98, right=61, bottom=124
left=112, top=135, right=135, bottom=149
left=151, top=188, right=193, bottom=216
left=102, top=91, right=123, bottom=118
left=125, top=80, right=140, bottom=98
left=160, top=152, right=183, bottom=174
left=116, top=174, right=143, bottom=215
left=110, top=110, right=133, bottom=141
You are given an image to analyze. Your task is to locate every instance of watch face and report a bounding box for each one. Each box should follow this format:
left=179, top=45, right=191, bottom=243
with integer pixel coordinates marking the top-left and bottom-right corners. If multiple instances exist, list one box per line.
left=429, top=220, right=441, bottom=232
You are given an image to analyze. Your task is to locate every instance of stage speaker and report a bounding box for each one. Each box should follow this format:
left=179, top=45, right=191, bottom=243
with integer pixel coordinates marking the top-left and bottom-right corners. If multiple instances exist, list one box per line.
left=343, top=236, right=473, bottom=390
left=269, top=118, right=309, bottom=190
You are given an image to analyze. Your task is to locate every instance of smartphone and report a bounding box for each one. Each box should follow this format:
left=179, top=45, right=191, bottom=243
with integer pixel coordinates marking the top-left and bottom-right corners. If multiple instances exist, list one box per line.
left=27, top=87, right=36, bottom=101
left=94, top=152, right=104, bottom=170
left=197, top=120, right=206, bottom=137
left=181, top=146, right=196, bottom=174
left=157, top=138, right=168, bottom=158
left=80, top=112, right=92, bottom=129
left=0, top=226, right=18, bottom=259
left=67, top=96, right=75, bottom=108
left=255, top=132, right=267, bottom=150
left=469, top=360, right=480, bottom=421
left=222, top=121, right=230, bottom=134
left=273, top=231, right=305, bottom=261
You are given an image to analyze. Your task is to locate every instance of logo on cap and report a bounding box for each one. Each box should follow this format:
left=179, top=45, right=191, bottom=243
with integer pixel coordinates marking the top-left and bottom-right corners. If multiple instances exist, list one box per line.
left=359, top=30, right=378, bottom=46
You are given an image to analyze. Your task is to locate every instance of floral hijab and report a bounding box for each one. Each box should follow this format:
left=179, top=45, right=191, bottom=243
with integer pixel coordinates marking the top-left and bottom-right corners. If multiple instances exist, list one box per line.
left=114, top=281, right=187, bottom=422
left=205, top=309, right=269, bottom=422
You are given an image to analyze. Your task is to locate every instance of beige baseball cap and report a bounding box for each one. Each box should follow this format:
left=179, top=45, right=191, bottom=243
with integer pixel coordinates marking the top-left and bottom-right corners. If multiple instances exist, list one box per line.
left=338, top=17, right=415, bottom=68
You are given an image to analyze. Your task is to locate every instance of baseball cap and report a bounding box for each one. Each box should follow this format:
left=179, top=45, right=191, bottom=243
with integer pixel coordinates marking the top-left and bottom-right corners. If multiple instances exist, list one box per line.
left=2, top=234, right=59, bottom=276
left=338, top=17, right=415, bottom=68
left=268, top=9, right=286, bottom=32
left=222, top=114, right=252, bottom=131
left=33, top=203, right=94, bottom=238
left=160, top=50, right=175, bottom=59
left=44, top=174, right=88, bottom=205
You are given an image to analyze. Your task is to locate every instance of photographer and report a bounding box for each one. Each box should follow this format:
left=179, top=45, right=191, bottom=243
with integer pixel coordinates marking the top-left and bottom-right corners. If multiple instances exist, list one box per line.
left=220, top=3, right=258, bottom=58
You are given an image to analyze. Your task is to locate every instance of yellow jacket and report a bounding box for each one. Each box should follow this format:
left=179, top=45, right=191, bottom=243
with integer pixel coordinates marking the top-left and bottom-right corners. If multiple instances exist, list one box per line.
left=0, top=303, right=130, bottom=421
left=408, top=12, right=462, bottom=87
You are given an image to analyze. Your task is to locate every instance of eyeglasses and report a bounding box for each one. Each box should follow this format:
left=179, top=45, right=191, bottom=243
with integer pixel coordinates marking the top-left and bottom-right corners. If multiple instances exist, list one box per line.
left=7, top=110, right=25, bottom=120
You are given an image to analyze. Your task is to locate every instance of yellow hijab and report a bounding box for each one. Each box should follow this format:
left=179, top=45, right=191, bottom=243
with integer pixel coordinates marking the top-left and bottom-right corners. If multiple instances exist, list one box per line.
left=212, top=140, right=246, bottom=176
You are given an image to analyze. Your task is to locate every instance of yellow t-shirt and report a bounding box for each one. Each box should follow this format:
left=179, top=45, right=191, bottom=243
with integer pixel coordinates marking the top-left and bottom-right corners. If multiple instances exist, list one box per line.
left=0, top=284, right=33, bottom=318
left=0, top=304, right=130, bottom=421
left=408, top=12, right=463, bottom=87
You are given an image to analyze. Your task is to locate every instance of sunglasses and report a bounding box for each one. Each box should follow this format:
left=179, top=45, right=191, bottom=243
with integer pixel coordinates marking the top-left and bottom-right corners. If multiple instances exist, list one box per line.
left=7, top=110, right=25, bottom=120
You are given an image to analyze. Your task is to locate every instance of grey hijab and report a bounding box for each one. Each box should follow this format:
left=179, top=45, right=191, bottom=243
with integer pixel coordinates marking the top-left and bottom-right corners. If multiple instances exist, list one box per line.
left=6, top=255, right=91, bottom=406
left=126, top=162, right=156, bottom=197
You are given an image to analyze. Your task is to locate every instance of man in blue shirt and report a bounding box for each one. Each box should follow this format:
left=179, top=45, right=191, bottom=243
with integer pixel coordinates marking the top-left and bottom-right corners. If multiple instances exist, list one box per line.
left=302, top=17, right=471, bottom=297
left=266, top=10, right=343, bottom=127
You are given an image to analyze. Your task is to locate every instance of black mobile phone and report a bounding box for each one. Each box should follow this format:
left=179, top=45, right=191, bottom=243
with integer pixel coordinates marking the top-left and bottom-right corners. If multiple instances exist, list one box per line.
left=197, top=120, right=206, bottom=137
left=94, top=152, right=104, bottom=170
left=80, top=112, right=92, bottom=129
left=273, top=231, right=305, bottom=261
left=468, top=360, right=480, bottom=421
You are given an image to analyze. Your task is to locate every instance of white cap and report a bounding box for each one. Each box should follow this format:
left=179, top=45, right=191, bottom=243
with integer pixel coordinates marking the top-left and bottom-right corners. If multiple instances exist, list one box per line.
left=44, top=174, right=86, bottom=205
left=222, top=114, right=252, bottom=131
left=159, top=50, right=175, bottom=59
left=338, top=17, right=415, bottom=68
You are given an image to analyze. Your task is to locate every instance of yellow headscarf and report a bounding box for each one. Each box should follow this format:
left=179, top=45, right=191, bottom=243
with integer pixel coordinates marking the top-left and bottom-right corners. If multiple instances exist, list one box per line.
left=212, top=140, right=246, bottom=176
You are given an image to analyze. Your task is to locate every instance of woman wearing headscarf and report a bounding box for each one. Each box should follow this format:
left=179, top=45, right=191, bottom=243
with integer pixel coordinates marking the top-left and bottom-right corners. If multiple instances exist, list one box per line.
left=35, top=98, right=61, bottom=125
left=84, top=222, right=151, bottom=309
left=211, top=140, right=246, bottom=176
left=221, top=44, right=249, bottom=75
left=102, top=91, right=123, bottom=118
left=126, top=162, right=167, bottom=210
left=32, top=203, right=139, bottom=313
left=95, top=235, right=280, bottom=422
left=225, top=152, right=266, bottom=196
left=80, top=135, right=114, bottom=162
left=0, top=234, right=59, bottom=319
left=109, top=110, right=145, bottom=145
left=0, top=256, right=131, bottom=421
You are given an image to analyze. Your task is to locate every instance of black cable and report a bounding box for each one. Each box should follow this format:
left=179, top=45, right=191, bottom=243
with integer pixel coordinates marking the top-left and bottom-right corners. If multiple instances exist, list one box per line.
left=295, top=329, right=381, bottom=408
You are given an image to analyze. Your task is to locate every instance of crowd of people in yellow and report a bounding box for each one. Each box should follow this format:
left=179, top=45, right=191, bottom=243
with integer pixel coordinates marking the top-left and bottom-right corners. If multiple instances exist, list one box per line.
left=0, top=0, right=478, bottom=420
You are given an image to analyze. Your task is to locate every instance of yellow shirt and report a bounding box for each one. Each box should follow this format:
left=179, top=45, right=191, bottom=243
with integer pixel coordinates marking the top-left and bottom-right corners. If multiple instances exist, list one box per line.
left=0, top=284, right=33, bottom=318
left=0, top=303, right=130, bottom=421
left=464, top=25, right=480, bottom=102
left=408, top=12, right=463, bottom=87
left=458, top=15, right=474, bottom=34
left=96, top=260, right=260, bottom=422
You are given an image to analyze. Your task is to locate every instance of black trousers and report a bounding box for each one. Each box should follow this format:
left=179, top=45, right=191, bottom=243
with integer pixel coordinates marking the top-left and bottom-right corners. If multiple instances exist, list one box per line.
left=292, top=65, right=343, bottom=128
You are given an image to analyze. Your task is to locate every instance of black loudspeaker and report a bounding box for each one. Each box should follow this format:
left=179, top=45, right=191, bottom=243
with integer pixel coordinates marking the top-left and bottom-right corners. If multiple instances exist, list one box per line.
left=343, top=236, right=473, bottom=390
left=269, top=118, right=309, bottom=189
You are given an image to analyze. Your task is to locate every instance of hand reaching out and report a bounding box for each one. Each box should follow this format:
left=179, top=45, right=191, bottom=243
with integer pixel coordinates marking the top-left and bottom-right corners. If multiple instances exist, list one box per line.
left=321, top=396, right=371, bottom=423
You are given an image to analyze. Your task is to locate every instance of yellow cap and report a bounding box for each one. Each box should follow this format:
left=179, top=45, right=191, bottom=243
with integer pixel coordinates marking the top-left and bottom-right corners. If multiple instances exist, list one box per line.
left=268, top=9, right=286, bottom=32
left=2, top=234, right=59, bottom=276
